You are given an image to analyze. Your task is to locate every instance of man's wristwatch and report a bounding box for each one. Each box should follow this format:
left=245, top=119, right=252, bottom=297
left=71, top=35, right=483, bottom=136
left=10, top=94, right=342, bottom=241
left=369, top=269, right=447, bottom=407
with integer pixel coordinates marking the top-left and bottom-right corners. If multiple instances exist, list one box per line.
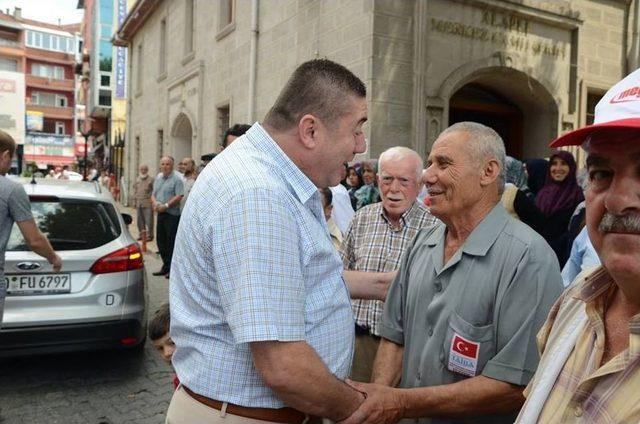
left=164, top=203, right=169, bottom=209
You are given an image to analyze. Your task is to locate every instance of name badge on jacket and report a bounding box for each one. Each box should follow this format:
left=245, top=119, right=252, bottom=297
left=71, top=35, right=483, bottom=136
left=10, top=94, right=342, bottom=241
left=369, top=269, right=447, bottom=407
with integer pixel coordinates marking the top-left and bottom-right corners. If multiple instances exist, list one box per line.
left=447, top=333, right=479, bottom=377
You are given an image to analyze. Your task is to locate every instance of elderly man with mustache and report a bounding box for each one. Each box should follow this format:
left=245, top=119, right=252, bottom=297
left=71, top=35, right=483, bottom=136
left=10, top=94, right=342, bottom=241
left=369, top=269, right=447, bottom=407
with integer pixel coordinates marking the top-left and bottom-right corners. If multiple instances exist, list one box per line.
left=340, top=122, right=563, bottom=424
left=516, top=69, right=640, bottom=423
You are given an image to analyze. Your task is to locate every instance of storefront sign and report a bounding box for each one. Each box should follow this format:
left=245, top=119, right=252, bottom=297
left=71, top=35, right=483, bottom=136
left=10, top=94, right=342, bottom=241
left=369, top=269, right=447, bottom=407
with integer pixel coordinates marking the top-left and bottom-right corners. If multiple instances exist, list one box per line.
left=26, top=111, right=44, bottom=132
left=0, top=71, right=25, bottom=145
left=24, top=134, right=75, bottom=158
left=115, top=0, right=128, bottom=98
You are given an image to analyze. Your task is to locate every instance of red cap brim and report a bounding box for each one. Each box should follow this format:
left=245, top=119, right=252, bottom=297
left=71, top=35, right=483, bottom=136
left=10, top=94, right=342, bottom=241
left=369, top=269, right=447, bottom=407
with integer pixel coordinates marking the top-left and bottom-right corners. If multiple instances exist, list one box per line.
left=550, top=118, right=640, bottom=147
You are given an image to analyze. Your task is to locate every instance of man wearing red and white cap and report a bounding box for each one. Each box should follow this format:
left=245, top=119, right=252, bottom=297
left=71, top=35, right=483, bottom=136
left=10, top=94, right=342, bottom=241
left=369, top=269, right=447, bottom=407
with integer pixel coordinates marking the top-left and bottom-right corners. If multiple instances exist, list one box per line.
left=517, top=69, right=640, bottom=423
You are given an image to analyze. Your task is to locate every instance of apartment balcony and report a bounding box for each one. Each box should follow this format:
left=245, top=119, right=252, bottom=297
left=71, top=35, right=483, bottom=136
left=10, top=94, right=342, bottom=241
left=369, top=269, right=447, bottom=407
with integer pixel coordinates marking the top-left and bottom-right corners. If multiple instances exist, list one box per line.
left=27, top=105, right=74, bottom=120
left=26, top=74, right=74, bottom=91
left=0, top=37, right=21, bottom=48
left=0, top=43, right=25, bottom=58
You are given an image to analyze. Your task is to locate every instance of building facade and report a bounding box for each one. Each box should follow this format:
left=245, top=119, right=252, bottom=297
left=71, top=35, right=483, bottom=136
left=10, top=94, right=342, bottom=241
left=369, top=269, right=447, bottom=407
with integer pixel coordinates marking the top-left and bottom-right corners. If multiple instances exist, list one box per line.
left=115, top=0, right=639, bottom=193
left=0, top=8, right=81, bottom=172
left=23, top=18, right=79, bottom=169
left=0, top=10, right=26, bottom=172
left=78, top=0, right=133, bottom=183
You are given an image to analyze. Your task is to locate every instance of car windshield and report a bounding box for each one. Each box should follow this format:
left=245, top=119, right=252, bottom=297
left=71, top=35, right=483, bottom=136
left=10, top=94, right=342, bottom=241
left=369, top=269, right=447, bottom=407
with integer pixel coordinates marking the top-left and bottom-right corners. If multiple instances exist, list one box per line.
left=7, top=199, right=121, bottom=251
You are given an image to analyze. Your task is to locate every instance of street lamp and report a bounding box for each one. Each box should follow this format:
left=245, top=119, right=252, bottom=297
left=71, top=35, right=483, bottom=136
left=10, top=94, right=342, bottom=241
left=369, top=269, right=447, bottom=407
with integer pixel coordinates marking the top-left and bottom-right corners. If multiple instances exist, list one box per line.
left=80, top=128, right=96, bottom=180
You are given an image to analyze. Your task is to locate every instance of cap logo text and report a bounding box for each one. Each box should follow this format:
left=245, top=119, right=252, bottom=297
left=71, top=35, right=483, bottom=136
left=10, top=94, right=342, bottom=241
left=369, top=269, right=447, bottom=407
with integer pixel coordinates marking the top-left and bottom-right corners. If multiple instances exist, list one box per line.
left=610, top=86, right=640, bottom=104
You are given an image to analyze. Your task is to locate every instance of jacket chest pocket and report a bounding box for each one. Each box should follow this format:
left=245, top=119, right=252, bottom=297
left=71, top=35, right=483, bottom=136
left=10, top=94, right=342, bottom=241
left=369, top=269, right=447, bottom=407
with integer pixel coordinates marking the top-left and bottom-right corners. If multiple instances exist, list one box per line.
left=441, top=312, right=495, bottom=378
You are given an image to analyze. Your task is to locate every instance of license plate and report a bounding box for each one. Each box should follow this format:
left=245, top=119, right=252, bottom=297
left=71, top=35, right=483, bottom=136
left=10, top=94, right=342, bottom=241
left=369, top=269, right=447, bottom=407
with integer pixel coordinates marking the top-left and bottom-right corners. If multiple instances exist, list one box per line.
left=4, top=274, right=71, bottom=295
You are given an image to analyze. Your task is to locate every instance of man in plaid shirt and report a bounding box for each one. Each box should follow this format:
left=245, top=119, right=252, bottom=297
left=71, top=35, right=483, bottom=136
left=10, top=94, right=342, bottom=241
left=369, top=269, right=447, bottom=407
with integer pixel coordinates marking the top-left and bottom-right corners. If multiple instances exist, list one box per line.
left=341, top=146, right=437, bottom=383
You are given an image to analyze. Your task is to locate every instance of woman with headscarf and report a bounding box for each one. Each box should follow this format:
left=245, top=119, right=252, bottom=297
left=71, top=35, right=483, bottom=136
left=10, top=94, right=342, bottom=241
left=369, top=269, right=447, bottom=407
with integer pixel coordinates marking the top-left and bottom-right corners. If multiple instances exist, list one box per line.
left=524, top=158, right=549, bottom=197
left=345, top=166, right=363, bottom=210
left=505, top=156, right=531, bottom=196
left=354, top=160, right=380, bottom=210
left=501, top=156, right=545, bottom=234
left=535, top=150, right=584, bottom=266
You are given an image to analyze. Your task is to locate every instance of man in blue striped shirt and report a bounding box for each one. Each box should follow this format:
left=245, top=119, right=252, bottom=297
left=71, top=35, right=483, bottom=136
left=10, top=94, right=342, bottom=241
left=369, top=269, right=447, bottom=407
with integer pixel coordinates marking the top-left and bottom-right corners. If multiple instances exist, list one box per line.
left=167, top=59, right=369, bottom=424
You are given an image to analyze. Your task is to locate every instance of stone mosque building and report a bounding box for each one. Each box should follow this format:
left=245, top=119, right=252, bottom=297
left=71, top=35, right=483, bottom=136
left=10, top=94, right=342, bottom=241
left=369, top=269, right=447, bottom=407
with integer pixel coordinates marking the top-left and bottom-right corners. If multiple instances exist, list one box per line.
left=114, top=0, right=639, bottom=189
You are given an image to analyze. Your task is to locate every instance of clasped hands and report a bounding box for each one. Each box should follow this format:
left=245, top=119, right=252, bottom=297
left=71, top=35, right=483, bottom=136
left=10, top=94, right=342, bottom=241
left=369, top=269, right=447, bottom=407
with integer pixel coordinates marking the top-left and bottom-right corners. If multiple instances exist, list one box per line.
left=152, top=201, right=168, bottom=213
left=338, top=380, right=405, bottom=424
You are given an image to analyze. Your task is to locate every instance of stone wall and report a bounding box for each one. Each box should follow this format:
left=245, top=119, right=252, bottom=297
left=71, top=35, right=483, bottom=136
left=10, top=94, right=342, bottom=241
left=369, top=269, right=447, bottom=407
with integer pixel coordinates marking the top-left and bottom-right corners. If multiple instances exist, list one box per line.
left=124, top=0, right=636, bottom=188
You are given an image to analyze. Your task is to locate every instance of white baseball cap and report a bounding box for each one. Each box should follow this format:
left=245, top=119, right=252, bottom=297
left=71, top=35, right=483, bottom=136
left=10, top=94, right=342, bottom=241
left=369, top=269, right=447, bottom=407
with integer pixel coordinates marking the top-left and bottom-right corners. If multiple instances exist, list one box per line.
left=551, top=67, right=640, bottom=147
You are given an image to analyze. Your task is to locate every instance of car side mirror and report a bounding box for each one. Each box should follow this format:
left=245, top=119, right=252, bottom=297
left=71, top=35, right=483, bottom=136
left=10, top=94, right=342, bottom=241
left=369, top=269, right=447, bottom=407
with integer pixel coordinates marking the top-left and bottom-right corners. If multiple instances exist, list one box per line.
left=121, top=213, right=133, bottom=225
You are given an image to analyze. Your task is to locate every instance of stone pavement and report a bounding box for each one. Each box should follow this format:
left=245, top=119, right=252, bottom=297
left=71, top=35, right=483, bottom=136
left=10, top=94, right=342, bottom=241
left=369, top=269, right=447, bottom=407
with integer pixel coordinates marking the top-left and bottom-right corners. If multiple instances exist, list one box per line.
left=0, top=205, right=173, bottom=424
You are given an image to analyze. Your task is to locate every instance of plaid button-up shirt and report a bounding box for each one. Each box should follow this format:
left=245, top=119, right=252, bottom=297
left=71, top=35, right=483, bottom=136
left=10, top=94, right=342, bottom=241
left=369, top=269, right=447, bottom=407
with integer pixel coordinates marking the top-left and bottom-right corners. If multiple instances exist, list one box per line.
left=340, top=201, right=437, bottom=335
left=170, top=123, right=354, bottom=408
left=523, top=266, right=640, bottom=423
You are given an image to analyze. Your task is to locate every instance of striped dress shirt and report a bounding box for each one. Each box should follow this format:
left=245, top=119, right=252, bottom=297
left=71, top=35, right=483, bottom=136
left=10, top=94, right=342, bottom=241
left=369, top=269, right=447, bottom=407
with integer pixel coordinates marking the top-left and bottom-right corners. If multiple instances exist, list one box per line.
left=524, top=266, right=640, bottom=423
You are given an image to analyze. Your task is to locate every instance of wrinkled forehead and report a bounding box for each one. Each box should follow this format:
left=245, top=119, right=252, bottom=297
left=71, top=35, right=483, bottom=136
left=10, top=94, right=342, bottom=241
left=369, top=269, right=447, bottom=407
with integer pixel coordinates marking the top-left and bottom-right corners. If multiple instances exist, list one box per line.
left=429, top=131, right=472, bottom=159
left=379, top=158, right=419, bottom=178
left=586, top=132, right=640, bottom=167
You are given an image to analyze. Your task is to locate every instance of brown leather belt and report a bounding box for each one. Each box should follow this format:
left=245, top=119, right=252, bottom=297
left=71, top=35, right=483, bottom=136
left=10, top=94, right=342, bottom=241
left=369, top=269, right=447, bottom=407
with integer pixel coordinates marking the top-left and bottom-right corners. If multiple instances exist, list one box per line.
left=182, top=385, right=320, bottom=424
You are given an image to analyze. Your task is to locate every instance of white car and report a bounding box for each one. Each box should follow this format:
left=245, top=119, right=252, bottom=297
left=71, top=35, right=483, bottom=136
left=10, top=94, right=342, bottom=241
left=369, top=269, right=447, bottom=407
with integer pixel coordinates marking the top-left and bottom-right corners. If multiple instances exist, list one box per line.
left=1, top=178, right=148, bottom=357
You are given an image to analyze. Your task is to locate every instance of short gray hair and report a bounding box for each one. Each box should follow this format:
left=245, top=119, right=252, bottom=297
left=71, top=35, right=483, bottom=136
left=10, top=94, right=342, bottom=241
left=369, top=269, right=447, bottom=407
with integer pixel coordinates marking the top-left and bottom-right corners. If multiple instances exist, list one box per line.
left=378, top=146, right=423, bottom=181
left=441, top=122, right=506, bottom=194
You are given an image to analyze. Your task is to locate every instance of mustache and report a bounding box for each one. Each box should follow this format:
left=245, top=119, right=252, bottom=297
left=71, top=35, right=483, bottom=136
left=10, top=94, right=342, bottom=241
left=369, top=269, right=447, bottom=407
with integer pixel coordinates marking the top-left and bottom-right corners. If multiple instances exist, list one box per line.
left=598, top=212, right=640, bottom=234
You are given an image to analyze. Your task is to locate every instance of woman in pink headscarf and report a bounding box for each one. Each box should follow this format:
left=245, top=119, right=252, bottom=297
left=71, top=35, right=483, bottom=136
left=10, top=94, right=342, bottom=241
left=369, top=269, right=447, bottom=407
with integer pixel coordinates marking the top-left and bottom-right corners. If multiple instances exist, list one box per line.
left=535, top=150, right=584, bottom=266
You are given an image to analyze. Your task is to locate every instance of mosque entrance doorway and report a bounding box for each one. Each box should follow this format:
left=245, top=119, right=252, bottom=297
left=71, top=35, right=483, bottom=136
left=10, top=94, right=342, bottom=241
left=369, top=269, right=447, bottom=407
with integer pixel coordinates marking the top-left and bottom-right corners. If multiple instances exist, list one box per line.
left=171, top=113, right=193, bottom=162
left=447, top=67, right=558, bottom=160
left=449, top=84, right=523, bottom=158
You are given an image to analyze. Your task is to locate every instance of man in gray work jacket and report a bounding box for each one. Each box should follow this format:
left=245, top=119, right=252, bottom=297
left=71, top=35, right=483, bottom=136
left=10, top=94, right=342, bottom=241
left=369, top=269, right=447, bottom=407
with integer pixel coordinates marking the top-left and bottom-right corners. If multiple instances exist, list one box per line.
left=341, top=122, right=563, bottom=424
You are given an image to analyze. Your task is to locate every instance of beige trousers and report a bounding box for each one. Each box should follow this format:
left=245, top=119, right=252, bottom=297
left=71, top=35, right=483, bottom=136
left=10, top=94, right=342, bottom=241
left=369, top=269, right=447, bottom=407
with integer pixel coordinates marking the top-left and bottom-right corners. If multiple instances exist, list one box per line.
left=166, top=386, right=283, bottom=424
left=349, top=332, right=380, bottom=383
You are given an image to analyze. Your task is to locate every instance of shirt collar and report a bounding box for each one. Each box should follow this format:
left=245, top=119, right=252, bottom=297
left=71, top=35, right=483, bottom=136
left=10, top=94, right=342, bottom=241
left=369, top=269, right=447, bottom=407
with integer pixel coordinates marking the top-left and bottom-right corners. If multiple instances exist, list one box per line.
left=460, top=204, right=509, bottom=256
left=572, top=266, right=616, bottom=303
left=246, top=123, right=318, bottom=205
left=571, top=266, right=640, bottom=334
left=378, top=201, right=422, bottom=229
left=423, top=203, right=507, bottom=267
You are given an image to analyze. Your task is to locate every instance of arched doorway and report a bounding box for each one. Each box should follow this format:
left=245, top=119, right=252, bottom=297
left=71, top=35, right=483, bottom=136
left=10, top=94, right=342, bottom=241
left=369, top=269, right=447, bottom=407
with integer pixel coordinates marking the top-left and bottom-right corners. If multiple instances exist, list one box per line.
left=447, top=67, right=558, bottom=160
left=171, top=113, right=193, bottom=162
left=450, top=85, right=523, bottom=158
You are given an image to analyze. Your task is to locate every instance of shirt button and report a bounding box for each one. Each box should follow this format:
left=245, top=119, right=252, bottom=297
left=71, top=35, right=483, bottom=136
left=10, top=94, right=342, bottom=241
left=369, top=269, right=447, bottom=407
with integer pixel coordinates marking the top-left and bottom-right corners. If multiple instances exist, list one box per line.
left=574, top=405, right=583, bottom=417
left=428, top=327, right=433, bottom=337
left=435, top=283, right=442, bottom=292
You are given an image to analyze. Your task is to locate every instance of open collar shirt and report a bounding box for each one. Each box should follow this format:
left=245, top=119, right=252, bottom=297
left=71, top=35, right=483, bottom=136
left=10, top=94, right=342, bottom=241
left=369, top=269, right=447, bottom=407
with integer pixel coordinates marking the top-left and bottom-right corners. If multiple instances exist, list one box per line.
left=340, top=201, right=437, bottom=336
left=524, top=266, right=640, bottom=423
left=152, top=171, right=184, bottom=216
left=169, top=123, right=354, bottom=408
left=380, top=204, right=563, bottom=424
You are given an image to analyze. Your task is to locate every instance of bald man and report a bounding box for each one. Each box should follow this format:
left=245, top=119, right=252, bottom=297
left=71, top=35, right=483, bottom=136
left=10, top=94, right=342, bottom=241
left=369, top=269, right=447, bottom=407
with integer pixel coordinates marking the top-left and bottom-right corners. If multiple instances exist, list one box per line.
left=151, top=156, right=183, bottom=278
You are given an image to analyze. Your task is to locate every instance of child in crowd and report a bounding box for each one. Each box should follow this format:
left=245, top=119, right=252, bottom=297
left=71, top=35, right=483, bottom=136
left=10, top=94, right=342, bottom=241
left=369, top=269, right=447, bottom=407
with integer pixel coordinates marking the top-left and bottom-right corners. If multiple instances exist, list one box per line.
left=149, top=303, right=179, bottom=389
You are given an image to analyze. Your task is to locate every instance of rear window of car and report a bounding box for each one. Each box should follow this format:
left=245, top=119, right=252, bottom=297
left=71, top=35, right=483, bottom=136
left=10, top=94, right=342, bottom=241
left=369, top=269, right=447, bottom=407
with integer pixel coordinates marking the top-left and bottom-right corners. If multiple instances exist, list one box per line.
left=7, top=199, right=121, bottom=251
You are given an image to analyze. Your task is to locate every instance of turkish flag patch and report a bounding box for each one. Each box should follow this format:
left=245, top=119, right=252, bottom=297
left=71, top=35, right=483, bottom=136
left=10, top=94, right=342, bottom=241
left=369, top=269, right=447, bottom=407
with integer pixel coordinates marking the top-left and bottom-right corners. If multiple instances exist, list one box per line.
left=447, top=333, right=480, bottom=377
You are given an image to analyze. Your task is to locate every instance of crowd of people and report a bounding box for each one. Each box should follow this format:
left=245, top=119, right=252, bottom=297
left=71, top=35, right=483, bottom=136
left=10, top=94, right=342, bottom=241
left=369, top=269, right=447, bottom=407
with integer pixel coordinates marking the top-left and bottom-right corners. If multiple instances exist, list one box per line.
left=152, top=59, right=640, bottom=424
left=131, top=124, right=253, bottom=279
left=2, top=57, right=639, bottom=424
